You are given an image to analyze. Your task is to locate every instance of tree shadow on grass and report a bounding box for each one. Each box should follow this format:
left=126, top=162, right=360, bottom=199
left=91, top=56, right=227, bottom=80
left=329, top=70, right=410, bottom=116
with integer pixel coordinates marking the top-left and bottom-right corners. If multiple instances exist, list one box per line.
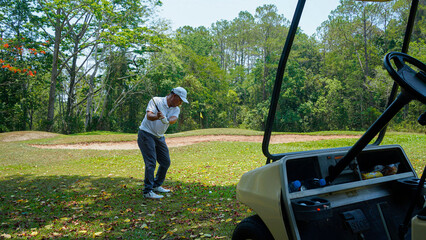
left=0, top=174, right=250, bottom=239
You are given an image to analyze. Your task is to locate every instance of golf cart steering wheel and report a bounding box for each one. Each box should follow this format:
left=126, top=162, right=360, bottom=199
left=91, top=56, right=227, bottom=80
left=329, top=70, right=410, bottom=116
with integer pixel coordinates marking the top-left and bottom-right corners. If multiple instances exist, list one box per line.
left=383, top=52, right=426, bottom=104
left=327, top=53, right=425, bottom=184
left=383, top=52, right=426, bottom=239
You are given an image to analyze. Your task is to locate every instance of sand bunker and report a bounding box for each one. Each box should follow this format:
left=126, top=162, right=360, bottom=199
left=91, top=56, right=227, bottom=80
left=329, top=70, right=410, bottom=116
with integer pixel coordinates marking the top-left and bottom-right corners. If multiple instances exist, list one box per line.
left=30, top=134, right=359, bottom=150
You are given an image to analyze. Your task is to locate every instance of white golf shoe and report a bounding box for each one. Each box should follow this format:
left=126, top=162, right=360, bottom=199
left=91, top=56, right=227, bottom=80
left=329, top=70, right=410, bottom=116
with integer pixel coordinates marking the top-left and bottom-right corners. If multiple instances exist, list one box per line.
left=153, top=186, right=171, bottom=193
left=143, top=190, right=163, bottom=199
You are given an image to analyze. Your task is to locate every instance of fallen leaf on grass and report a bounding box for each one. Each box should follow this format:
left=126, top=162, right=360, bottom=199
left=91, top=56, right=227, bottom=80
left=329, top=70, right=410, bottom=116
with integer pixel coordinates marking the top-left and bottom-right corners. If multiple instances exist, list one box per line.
left=191, top=224, right=201, bottom=229
left=1, top=233, right=12, bottom=239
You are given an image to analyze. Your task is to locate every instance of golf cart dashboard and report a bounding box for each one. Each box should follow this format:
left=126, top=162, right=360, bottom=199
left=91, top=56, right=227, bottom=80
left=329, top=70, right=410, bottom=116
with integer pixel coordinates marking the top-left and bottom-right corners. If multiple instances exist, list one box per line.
left=282, top=144, right=415, bottom=198
left=278, top=144, right=423, bottom=239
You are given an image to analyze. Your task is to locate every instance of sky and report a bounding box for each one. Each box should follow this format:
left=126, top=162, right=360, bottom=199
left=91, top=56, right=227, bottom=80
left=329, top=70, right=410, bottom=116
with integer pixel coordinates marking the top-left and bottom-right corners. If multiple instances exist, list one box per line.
left=157, top=0, right=341, bottom=36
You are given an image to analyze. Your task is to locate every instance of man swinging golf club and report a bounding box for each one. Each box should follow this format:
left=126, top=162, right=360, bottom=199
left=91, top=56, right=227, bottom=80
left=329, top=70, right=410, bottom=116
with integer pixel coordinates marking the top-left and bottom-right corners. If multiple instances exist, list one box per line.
left=138, top=87, right=188, bottom=199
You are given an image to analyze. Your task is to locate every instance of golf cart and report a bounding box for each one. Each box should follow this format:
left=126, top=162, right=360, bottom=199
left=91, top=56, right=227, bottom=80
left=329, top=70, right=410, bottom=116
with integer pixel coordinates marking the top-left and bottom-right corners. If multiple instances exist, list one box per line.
left=232, top=0, right=426, bottom=239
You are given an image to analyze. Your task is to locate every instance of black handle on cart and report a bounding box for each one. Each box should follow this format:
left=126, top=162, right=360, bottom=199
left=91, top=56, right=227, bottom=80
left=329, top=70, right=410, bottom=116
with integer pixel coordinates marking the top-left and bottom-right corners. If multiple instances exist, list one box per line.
left=399, top=165, right=426, bottom=239
left=418, top=111, right=426, bottom=125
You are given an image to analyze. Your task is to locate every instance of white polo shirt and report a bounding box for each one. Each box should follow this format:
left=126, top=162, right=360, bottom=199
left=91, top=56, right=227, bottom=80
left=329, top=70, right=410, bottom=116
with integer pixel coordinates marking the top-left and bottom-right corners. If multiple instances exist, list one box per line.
left=139, top=97, right=180, bottom=137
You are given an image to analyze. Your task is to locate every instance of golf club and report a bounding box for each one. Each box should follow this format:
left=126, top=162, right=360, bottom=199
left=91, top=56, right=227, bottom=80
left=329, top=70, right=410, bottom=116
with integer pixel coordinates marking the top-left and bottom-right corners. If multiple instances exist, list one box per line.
left=151, top=97, right=160, bottom=112
left=151, top=94, right=169, bottom=124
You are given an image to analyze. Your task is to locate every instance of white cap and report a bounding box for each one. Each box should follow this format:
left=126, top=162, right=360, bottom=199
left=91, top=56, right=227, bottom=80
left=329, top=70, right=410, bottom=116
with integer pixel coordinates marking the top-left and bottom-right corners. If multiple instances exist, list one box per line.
left=172, top=87, right=188, bottom=103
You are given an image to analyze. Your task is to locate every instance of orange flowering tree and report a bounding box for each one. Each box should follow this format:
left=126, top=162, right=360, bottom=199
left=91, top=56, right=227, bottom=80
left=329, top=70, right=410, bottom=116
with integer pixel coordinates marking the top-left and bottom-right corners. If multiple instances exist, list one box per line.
left=0, top=38, right=47, bottom=77
left=0, top=37, right=50, bottom=131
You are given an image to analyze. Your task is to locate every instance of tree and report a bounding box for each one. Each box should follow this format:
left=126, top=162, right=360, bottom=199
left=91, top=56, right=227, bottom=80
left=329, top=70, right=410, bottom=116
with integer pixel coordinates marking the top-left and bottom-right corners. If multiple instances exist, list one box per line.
left=255, top=4, right=287, bottom=102
left=211, top=20, right=231, bottom=71
left=29, top=0, right=163, bottom=132
left=176, top=26, right=213, bottom=57
left=0, top=0, right=49, bottom=131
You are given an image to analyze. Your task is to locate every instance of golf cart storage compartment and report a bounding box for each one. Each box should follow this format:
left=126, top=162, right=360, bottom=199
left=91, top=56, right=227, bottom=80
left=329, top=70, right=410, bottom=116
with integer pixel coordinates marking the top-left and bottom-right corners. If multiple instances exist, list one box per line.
left=281, top=145, right=422, bottom=239
left=285, top=145, right=413, bottom=188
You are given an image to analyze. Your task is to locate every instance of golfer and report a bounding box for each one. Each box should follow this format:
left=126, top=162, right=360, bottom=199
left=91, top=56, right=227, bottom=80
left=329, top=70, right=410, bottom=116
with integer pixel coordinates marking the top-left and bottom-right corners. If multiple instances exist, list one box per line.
left=138, top=87, right=188, bottom=199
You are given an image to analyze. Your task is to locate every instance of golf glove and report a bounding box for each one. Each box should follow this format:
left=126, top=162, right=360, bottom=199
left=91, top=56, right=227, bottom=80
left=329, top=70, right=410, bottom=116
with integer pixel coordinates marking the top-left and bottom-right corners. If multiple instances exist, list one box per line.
left=160, top=117, right=169, bottom=124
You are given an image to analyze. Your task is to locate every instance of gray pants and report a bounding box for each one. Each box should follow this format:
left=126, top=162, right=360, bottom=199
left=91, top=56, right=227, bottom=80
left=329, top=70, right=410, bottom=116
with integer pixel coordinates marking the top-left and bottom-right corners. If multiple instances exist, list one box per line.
left=137, top=130, right=170, bottom=194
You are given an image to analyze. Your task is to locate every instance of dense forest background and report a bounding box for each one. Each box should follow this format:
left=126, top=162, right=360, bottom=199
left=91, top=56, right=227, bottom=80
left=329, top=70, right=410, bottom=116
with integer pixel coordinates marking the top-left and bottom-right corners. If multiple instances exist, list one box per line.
left=0, top=0, right=425, bottom=134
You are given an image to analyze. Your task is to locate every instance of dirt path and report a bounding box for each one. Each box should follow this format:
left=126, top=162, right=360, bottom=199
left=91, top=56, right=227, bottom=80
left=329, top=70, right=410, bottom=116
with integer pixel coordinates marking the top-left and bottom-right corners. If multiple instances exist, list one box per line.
left=31, top=134, right=359, bottom=150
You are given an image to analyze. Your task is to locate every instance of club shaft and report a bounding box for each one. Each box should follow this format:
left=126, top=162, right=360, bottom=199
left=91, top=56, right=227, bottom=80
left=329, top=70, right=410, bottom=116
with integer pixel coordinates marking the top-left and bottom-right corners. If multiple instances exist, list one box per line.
left=152, top=97, right=160, bottom=112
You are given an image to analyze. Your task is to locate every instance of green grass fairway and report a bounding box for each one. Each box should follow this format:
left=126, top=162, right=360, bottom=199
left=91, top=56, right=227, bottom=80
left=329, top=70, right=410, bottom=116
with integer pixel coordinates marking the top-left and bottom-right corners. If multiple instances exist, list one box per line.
left=0, top=129, right=424, bottom=239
